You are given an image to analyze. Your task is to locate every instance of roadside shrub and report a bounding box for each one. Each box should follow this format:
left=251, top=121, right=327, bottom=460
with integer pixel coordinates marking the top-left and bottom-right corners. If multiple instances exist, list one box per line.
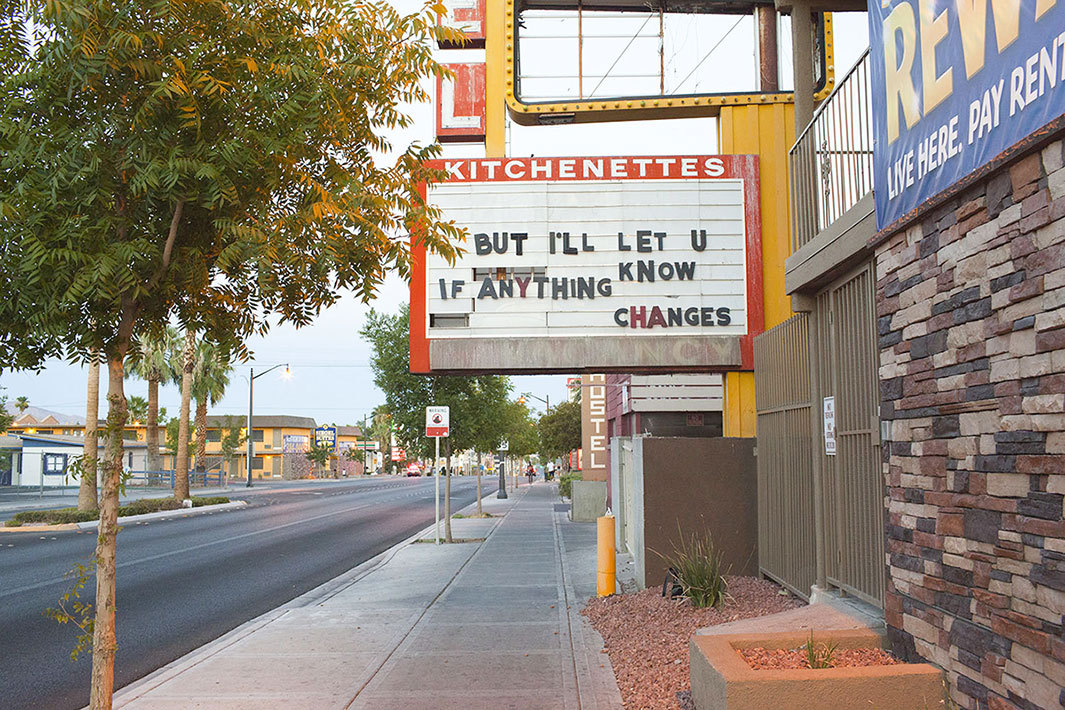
left=5, top=509, right=99, bottom=526
left=659, top=529, right=728, bottom=608
left=558, top=472, right=582, bottom=498
left=4, top=495, right=230, bottom=527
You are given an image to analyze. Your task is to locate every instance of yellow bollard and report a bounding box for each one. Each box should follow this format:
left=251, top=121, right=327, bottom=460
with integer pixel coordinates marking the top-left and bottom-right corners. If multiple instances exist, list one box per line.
left=596, top=515, right=616, bottom=597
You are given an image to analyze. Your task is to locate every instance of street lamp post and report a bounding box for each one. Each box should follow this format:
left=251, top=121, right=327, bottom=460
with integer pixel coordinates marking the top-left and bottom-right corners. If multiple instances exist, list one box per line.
left=247, top=363, right=289, bottom=488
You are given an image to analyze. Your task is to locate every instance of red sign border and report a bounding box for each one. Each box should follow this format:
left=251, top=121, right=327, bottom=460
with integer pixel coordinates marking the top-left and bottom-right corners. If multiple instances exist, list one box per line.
left=410, top=154, right=764, bottom=374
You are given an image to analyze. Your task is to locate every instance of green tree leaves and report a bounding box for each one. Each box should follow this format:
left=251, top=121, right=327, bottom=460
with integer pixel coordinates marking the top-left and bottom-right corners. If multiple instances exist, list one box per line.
left=360, top=306, right=513, bottom=458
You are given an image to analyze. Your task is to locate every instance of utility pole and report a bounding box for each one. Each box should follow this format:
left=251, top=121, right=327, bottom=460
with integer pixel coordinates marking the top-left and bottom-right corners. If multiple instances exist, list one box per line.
left=246, top=363, right=289, bottom=487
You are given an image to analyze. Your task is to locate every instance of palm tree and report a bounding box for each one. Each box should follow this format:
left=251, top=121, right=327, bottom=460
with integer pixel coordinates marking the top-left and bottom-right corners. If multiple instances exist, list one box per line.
left=127, top=327, right=176, bottom=473
left=14, top=396, right=28, bottom=414
left=191, top=341, right=232, bottom=474
left=126, top=396, right=148, bottom=423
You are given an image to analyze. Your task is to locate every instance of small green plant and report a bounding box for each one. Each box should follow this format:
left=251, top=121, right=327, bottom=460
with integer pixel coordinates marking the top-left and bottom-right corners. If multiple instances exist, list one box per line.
left=43, top=560, right=95, bottom=661
left=558, top=472, right=582, bottom=498
left=658, top=529, right=729, bottom=608
left=803, top=631, right=839, bottom=669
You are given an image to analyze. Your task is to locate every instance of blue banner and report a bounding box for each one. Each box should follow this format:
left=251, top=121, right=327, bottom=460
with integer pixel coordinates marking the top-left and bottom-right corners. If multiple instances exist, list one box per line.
left=868, top=0, right=1065, bottom=229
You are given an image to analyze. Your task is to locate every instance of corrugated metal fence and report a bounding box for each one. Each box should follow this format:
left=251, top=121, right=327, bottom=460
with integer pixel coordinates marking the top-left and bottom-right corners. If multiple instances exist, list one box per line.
left=754, top=315, right=817, bottom=598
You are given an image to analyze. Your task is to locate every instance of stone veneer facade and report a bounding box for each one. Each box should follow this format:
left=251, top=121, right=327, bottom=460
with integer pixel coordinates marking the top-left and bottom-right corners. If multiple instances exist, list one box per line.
left=876, top=133, right=1065, bottom=709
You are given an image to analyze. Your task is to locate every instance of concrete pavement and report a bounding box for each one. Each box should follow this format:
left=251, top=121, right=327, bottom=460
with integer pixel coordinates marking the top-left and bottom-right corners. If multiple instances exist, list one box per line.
left=111, top=481, right=623, bottom=709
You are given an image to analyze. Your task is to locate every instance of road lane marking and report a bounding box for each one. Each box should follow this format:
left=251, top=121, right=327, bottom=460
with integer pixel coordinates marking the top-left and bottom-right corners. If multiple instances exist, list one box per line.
left=0, top=486, right=480, bottom=600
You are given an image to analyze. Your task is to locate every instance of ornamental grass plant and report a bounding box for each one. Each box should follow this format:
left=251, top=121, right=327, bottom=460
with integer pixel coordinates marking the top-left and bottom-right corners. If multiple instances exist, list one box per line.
left=660, top=529, right=729, bottom=608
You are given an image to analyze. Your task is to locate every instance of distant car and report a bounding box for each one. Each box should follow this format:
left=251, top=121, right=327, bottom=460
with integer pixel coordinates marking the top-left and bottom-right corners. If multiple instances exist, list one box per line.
left=405, top=464, right=421, bottom=476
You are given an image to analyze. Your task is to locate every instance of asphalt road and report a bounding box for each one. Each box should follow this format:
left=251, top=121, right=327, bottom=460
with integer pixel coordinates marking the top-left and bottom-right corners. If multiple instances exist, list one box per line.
left=0, top=475, right=499, bottom=710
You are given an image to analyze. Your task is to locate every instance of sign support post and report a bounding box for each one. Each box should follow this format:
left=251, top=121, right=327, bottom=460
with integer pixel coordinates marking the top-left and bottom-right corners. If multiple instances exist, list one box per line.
left=425, top=406, right=450, bottom=545
left=434, top=436, right=441, bottom=544
left=496, top=439, right=509, bottom=499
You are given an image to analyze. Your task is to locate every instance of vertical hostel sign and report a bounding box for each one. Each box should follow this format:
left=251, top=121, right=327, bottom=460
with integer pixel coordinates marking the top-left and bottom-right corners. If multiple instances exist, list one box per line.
left=436, top=63, right=487, bottom=143
left=868, top=0, right=1065, bottom=230
left=581, top=374, right=608, bottom=481
left=410, top=155, right=763, bottom=374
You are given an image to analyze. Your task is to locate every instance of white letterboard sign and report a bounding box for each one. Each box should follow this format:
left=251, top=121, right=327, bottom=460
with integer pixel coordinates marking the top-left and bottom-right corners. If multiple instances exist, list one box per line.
left=410, top=155, right=763, bottom=374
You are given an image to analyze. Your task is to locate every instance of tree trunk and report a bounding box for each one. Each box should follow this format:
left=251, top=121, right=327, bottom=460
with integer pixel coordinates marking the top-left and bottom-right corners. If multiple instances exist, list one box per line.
left=173, top=331, right=195, bottom=500
left=194, top=398, right=207, bottom=474
left=146, top=376, right=160, bottom=473
left=89, top=313, right=133, bottom=710
left=444, top=439, right=453, bottom=543
left=78, top=353, right=100, bottom=512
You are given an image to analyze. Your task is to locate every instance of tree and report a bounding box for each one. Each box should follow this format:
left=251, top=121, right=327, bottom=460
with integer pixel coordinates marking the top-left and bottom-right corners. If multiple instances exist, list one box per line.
left=361, top=306, right=511, bottom=541
left=80, top=354, right=100, bottom=511
left=0, top=394, right=13, bottom=433
left=127, top=327, right=177, bottom=474
left=538, top=400, right=582, bottom=468
left=368, top=405, right=395, bottom=473
left=191, top=339, right=231, bottom=473
left=126, top=395, right=148, bottom=423
left=305, top=443, right=331, bottom=478
left=14, top=395, right=28, bottom=414
left=502, top=398, right=538, bottom=483
left=217, top=416, right=244, bottom=480
left=0, top=1, right=461, bottom=702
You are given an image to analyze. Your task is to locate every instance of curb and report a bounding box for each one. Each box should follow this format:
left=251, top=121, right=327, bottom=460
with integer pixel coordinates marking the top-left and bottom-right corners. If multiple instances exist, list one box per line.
left=0, top=501, right=247, bottom=533
left=76, top=501, right=248, bottom=529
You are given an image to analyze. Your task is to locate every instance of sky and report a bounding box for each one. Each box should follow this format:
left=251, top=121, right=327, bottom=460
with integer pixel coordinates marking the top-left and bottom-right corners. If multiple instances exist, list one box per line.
left=0, top=10, right=871, bottom=428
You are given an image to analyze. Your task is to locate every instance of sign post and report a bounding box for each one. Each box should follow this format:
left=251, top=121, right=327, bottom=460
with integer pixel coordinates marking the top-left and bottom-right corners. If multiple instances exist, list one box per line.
left=496, top=439, right=509, bottom=499
left=426, top=406, right=450, bottom=544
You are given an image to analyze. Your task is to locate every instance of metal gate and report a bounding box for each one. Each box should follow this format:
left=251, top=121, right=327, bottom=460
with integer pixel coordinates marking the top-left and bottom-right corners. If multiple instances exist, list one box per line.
left=754, top=315, right=817, bottom=598
left=816, top=261, right=885, bottom=607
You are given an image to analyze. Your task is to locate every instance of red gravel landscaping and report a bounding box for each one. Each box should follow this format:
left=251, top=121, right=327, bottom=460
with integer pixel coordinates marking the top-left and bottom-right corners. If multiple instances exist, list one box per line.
left=581, top=575, right=804, bottom=709
left=739, top=646, right=899, bottom=670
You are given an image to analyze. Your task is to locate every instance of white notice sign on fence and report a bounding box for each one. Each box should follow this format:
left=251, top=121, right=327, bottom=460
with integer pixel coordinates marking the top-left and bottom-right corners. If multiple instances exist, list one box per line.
left=823, top=396, right=836, bottom=456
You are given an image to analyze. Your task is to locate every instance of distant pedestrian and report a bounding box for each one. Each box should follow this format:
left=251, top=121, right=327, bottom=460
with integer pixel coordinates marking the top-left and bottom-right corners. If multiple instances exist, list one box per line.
left=526, top=464, right=535, bottom=484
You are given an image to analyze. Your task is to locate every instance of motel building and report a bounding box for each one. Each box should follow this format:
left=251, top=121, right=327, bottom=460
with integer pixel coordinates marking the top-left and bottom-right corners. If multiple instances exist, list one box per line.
left=422, top=0, right=1065, bottom=706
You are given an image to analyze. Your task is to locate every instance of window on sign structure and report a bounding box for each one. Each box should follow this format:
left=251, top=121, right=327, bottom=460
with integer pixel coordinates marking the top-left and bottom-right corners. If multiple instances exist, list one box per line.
left=44, top=453, right=67, bottom=475
left=470, top=266, right=548, bottom=313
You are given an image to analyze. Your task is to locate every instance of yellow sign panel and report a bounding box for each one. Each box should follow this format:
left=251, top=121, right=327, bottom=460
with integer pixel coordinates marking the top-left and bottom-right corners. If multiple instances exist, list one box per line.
left=503, top=0, right=835, bottom=125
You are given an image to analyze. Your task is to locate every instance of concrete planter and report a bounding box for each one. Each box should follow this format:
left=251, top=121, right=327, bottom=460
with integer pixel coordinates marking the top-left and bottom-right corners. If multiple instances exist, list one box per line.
left=689, top=629, right=944, bottom=709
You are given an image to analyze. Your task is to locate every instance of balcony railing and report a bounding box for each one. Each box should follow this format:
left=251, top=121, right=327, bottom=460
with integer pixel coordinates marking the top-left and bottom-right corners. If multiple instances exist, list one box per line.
left=789, top=49, right=873, bottom=252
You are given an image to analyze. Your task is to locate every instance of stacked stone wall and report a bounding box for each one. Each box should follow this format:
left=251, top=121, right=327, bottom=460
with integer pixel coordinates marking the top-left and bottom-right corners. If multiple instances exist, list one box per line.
left=876, top=135, right=1065, bottom=709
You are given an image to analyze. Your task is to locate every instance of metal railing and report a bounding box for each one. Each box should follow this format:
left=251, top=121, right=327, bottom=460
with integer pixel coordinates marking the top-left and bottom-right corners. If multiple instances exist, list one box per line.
left=126, top=470, right=227, bottom=489
left=790, top=49, right=873, bottom=252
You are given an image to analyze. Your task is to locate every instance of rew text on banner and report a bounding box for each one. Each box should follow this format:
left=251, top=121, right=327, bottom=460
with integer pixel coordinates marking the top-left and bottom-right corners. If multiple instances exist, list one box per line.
left=868, top=0, right=1065, bottom=230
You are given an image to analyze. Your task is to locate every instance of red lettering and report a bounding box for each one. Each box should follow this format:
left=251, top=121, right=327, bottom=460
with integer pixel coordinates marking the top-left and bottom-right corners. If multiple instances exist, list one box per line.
left=647, top=306, right=666, bottom=328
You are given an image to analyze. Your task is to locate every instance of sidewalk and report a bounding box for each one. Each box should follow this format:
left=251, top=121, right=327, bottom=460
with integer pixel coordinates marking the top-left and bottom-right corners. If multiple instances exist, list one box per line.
left=112, top=482, right=624, bottom=709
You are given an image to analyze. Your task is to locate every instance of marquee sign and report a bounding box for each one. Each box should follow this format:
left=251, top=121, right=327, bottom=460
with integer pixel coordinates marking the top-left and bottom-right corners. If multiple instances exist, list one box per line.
left=868, top=0, right=1065, bottom=230
left=314, top=426, right=337, bottom=452
left=410, top=154, right=763, bottom=374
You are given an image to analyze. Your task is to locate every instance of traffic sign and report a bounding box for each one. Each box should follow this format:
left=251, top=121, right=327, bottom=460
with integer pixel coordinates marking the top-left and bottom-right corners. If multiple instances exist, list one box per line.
left=426, top=406, right=450, bottom=437
left=498, top=439, right=509, bottom=451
